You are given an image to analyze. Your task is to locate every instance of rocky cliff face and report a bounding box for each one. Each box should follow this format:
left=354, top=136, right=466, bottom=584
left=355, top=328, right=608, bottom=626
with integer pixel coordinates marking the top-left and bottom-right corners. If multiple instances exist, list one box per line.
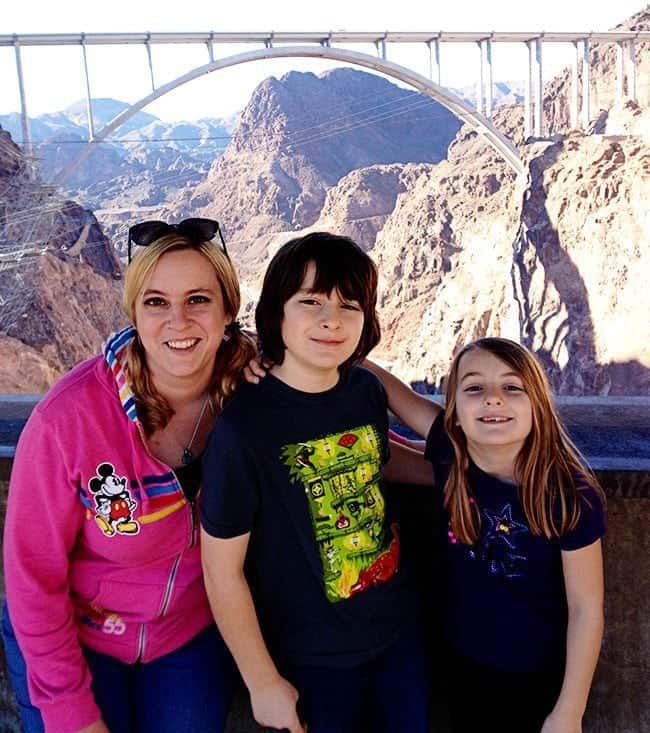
left=367, top=131, right=520, bottom=381
left=514, top=134, right=649, bottom=394
left=367, top=10, right=650, bottom=394
left=0, top=127, right=126, bottom=392
left=364, top=127, right=649, bottom=395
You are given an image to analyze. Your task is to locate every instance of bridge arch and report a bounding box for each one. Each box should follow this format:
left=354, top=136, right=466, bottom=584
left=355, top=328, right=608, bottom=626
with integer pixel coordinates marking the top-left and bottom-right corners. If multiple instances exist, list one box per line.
left=55, top=45, right=524, bottom=184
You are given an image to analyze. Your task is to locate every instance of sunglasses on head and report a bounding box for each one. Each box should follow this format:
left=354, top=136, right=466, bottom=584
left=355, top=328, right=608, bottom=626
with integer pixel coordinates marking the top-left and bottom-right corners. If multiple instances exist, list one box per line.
left=127, top=218, right=228, bottom=264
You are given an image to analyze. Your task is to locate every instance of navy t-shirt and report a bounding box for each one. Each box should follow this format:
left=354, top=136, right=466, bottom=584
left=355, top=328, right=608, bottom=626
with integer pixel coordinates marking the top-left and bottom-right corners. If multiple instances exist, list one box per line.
left=201, top=367, right=417, bottom=668
left=424, top=413, right=606, bottom=672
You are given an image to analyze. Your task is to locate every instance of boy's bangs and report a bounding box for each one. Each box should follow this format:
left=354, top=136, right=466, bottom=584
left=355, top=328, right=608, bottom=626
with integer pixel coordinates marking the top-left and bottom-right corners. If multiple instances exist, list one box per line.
left=308, top=251, right=371, bottom=306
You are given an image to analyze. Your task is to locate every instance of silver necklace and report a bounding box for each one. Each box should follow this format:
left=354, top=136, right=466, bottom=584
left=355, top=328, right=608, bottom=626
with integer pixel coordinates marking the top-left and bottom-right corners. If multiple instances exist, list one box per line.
left=181, top=398, right=210, bottom=466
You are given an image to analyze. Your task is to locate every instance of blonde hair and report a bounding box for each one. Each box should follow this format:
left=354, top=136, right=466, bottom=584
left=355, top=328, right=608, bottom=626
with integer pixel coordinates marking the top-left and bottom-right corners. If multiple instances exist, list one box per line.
left=443, top=337, right=604, bottom=544
left=123, top=233, right=255, bottom=434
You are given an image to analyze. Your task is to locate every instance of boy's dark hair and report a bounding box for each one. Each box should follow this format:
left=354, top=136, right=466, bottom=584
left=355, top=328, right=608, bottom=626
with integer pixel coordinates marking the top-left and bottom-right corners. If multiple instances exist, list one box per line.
left=255, top=232, right=381, bottom=370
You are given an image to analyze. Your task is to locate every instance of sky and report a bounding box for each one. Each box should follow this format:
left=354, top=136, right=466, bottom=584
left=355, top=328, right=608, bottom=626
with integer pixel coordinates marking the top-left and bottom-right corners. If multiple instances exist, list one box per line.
left=1, top=0, right=646, bottom=122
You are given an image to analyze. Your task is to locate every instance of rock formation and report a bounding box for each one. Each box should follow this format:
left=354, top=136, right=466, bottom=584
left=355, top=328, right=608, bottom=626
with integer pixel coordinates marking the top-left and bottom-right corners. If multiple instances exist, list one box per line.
left=0, top=126, right=126, bottom=392
left=168, top=67, right=462, bottom=262
left=244, top=10, right=650, bottom=395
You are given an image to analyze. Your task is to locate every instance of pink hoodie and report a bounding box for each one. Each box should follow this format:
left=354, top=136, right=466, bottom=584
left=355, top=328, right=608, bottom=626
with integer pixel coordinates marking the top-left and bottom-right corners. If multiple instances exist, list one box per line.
left=3, top=327, right=213, bottom=733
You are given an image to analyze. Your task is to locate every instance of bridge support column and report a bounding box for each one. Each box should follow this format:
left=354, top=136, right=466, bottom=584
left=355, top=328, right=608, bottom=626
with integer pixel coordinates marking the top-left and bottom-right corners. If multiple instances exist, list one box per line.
left=375, top=37, right=387, bottom=60
left=571, top=41, right=580, bottom=129
left=207, top=32, right=215, bottom=63
left=524, top=41, right=533, bottom=139
left=427, top=39, right=441, bottom=86
left=627, top=41, right=637, bottom=102
left=616, top=43, right=624, bottom=100
left=582, top=39, right=591, bottom=130
left=145, top=33, right=156, bottom=91
left=80, top=34, right=95, bottom=141
left=484, top=38, right=493, bottom=120
left=476, top=41, right=484, bottom=115
left=12, top=36, right=32, bottom=162
left=533, top=37, right=543, bottom=138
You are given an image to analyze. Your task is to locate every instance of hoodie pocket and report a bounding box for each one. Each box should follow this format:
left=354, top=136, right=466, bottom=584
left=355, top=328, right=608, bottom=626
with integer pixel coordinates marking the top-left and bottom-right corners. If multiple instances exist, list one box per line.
left=84, top=578, right=166, bottom=623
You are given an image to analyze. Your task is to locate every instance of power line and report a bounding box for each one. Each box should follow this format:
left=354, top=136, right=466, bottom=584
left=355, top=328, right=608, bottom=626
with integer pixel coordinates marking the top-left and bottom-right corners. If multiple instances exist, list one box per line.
left=1, top=88, right=451, bottom=230
left=8, top=134, right=234, bottom=146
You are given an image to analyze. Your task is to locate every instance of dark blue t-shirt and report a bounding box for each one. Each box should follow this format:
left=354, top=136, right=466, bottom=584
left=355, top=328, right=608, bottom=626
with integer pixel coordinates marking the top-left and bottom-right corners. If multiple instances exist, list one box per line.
left=424, top=413, right=606, bottom=672
left=201, top=367, right=417, bottom=668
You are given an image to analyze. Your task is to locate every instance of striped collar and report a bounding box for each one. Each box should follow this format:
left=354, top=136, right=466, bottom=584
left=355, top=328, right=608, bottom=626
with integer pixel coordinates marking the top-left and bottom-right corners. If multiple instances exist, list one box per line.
left=103, top=326, right=139, bottom=422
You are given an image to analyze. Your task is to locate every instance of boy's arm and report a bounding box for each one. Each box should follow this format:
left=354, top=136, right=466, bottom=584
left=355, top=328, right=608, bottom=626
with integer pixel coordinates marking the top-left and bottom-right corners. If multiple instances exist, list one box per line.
left=200, top=530, right=305, bottom=733
left=542, top=539, right=604, bottom=733
left=385, top=440, right=434, bottom=486
left=363, top=359, right=441, bottom=439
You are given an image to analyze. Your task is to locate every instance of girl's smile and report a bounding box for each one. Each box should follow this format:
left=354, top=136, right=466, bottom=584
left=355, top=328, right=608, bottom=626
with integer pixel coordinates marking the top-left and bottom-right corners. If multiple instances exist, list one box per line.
left=454, top=348, right=533, bottom=476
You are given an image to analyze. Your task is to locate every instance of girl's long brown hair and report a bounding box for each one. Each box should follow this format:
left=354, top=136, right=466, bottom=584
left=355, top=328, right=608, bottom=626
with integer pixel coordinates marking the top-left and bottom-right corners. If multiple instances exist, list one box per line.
left=443, top=338, right=604, bottom=544
left=122, top=233, right=256, bottom=435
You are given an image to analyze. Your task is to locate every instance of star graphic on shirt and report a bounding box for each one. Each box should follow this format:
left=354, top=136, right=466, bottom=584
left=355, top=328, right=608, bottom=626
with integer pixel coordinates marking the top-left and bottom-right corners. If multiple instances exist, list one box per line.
left=482, top=503, right=528, bottom=550
left=473, top=503, right=528, bottom=578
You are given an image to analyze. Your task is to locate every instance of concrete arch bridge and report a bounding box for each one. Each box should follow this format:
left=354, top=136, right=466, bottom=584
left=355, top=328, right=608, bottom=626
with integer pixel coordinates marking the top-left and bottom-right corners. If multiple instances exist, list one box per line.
left=2, top=29, right=648, bottom=182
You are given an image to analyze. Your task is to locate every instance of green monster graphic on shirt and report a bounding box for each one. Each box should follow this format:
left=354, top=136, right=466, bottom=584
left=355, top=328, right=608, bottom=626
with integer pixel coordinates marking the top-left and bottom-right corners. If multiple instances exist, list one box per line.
left=281, top=424, right=399, bottom=603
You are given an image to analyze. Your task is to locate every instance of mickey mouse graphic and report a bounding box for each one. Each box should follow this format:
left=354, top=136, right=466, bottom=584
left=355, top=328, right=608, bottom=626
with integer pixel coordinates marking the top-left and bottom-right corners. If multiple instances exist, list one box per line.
left=88, top=463, right=140, bottom=537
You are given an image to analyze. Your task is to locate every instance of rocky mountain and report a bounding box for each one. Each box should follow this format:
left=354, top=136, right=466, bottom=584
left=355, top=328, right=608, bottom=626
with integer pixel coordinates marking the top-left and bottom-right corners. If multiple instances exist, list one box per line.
left=61, top=98, right=159, bottom=134
left=0, top=126, right=127, bottom=392
left=166, top=67, right=463, bottom=268
left=0, top=99, right=236, bottom=233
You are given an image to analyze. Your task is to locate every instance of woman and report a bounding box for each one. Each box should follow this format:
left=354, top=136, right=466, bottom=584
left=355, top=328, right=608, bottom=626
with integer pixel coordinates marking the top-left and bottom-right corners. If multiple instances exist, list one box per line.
left=2, top=219, right=256, bottom=733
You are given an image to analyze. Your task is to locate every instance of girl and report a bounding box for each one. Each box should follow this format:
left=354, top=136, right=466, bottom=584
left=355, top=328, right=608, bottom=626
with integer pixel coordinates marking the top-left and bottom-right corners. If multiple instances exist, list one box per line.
left=200, top=232, right=430, bottom=733
left=370, top=337, right=606, bottom=733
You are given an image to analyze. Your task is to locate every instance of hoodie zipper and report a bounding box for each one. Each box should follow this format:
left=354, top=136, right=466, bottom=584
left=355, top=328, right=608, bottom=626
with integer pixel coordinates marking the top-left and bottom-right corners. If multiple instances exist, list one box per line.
left=136, top=624, right=146, bottom=661
left=131, top=418, right=201, bottom=650
left=188, top=497, right=197, bottom=548
left=159, top=554, right=182, bottom=617
left=156, top=475, right=198, bottom=619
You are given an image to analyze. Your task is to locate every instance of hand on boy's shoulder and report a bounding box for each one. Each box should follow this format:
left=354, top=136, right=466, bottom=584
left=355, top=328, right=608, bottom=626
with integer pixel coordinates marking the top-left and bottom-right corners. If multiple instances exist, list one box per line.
left=385, top=436, right=435, bottom=486
left=243, top=355, right=272, bottom=384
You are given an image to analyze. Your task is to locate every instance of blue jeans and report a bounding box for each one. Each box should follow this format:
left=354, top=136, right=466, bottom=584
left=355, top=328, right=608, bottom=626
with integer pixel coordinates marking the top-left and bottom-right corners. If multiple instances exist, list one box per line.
left=284, top=627, right=431, bottom=733
left=2, top=603, right=236, bottom=733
